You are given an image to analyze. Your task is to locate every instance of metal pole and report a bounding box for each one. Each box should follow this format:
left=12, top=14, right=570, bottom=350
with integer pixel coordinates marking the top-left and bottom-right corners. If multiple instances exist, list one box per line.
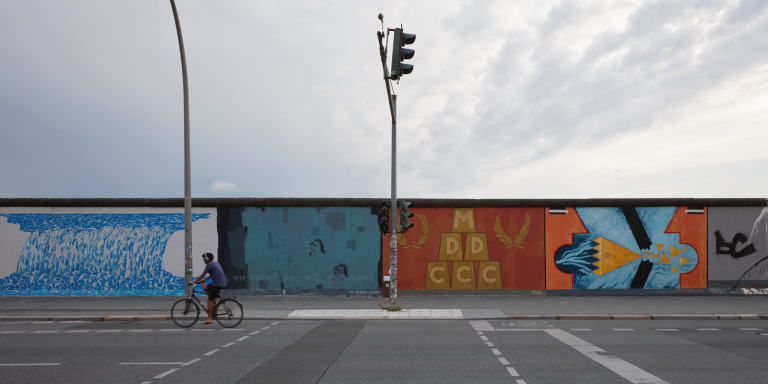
left=170, top=0, right=193, bottom=296
left=389, top=95, right=397, bottom=310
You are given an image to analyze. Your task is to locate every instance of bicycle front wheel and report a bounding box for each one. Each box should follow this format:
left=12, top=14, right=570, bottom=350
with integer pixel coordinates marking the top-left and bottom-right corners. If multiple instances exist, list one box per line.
left=215, top=299, right=243, bottom=328
left=171, top=298, right=200, bottom=327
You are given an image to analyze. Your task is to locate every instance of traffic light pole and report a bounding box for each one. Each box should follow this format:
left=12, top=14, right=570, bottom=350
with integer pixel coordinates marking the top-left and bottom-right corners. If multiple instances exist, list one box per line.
left=389, top=95, right=398, bottom=310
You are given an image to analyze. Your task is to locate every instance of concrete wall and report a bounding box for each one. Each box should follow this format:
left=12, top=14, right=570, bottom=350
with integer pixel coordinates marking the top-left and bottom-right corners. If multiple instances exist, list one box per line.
left=0, top=199, right=766, bottom=295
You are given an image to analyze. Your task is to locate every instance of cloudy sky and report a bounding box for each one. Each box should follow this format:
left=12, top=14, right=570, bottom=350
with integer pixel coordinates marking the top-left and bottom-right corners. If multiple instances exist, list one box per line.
left=1, top=0, right=767, bottom=199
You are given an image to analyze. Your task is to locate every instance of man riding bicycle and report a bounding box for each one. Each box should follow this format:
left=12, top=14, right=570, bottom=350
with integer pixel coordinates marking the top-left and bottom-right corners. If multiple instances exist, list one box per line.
left=188, top=252, right=227, bottom=325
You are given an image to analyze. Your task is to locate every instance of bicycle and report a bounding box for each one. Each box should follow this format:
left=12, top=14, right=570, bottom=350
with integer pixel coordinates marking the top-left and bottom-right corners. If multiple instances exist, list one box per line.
left=170, top=285, right=243, bottom=328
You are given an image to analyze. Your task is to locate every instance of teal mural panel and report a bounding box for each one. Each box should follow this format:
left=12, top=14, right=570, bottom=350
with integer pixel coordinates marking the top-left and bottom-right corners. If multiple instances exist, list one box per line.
left=218, top=207, right=380, bottom=290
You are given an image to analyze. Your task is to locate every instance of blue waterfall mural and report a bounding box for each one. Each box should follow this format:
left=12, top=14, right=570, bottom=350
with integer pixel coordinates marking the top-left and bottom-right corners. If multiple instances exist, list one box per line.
left=0, top=213, right=208, bottom=296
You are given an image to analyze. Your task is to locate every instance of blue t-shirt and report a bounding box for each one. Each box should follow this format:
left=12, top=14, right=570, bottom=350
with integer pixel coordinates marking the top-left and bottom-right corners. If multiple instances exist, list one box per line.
left=203, top=261, right=227, bottom=288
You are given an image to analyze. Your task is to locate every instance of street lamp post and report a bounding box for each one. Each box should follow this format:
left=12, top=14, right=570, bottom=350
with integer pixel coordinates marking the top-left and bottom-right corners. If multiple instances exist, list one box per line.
left=170, top=0, right=193, bottom=296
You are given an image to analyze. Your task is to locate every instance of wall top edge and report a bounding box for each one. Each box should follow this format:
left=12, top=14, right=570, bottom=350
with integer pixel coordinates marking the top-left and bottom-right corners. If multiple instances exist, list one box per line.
left=0, top=198, right=766, bottom=208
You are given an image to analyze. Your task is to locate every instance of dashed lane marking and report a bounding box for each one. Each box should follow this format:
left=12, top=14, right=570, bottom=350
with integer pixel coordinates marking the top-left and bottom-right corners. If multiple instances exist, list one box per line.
left=0, top=363, right=60, bottom=366
left=65, top=330, right=90, bottom=333
left=236, top=336, right=249, bottom=342
left=477, top=332, right=484, bottom=335
left=498, top=357, right=510, bottom=365
left=506, top=367, right=520, bottom=377
left=32, top=331, right=58, bottom=333
left=153, top=369, right=178, bottom=379
left=181, top=359, right=200, bottom=366
left=481, top=336, right=489, bottom=341
left=221, top=329, right=244, bottom=332
left=249, top=331, right=260, bottom=335
left=120, top=363, right=184, bottom=365
left=655, top=329, right=678, bottom=332
left=260, top=326, right=270, bottom=330
left=96, top=330, right=123, bottom=333
left=160, top=329, right=183, bottom=332
left=1, top=331, right=26, bottom=334
left=516, top=380, right=527, bottom=384
left=740, top=328, right=762, bottom=331
left=485, top=342, right=494, bottom=347
left=697, top=328, right=721, bottom=331
left=221, top=342, right=236, bottom=348
left=613, top=329, right=635, bottom=331
left=542, top=329, right=668, bottom=384
left=271, top=322, right=280, bottom=325
left=127, top=330, right=152, bottom=333
left=191, top=329, right=213, bottom=332
left=491, top=348, right=501, bottom=356
left=204, top=349, right=219, bottom=356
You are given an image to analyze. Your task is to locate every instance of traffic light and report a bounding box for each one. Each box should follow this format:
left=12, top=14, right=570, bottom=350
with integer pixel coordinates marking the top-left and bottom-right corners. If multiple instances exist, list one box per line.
left=378, top=201, right=391, bottom=234
left=390, top=28, right=416, bottom=81
left=398, top=201, right=414, bottom=233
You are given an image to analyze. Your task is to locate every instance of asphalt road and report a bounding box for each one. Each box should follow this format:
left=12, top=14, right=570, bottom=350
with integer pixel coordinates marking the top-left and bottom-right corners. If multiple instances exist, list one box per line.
left=1, top=319, right=768, bottom=383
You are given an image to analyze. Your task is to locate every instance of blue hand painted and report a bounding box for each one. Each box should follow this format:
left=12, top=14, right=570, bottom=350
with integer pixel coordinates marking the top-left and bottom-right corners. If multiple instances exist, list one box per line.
left=0, top=213, right=208, bottom=296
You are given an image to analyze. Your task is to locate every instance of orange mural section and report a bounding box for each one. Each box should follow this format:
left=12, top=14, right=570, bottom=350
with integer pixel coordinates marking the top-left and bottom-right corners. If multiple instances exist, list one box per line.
left=545, top=207, right=588, bottom=289
left=665, top=207, right=707, bottom=288
left=384, top=207, right=545, bottom=290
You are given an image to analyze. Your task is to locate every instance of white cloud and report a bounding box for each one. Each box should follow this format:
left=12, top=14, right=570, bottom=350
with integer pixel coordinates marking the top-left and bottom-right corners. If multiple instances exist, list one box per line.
left=211, top=181, right=243, bottom=193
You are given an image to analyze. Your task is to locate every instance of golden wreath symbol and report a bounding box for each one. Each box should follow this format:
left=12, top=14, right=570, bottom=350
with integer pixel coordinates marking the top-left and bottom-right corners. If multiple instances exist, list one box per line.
left=494, top=212, right=530, bottom=249
left=396, top=213, right=430, bottom=249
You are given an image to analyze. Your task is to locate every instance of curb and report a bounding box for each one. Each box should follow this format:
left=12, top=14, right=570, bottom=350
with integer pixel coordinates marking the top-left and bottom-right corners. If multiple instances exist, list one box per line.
left=507, top=315, right=558, bottom=320
left=558, top=314, right=613, bottom=320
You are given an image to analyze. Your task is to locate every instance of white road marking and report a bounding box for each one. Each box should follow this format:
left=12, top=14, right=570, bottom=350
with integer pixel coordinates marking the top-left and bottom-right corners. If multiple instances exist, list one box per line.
left=740, top=328, right=762, bottom=331
left=204, top=349, right=220, bottom=356
left=655, top=329, right=678, bottom=332
left=32, top=331, right=58, bottom=333
left=59, top=321, right=86, bottom=324
left=485, top=341, right=494, bottom=347
left=160, top=329, right=183, bottom=332
left=516, top=380, right=527, bottom=384
left=271, top=322, right=280, bottom=325
left=191, top=329, right=213, bottom=332
left=221, top=342, right=236, bottom=348
left=496, top=329, right=542, bottom=332
left=260, top=326, right=270, bottom=330
left=181, top=359, right=201, bottom=366
left=481, top=336, right=489, bottom=341
left=127, top=330, right=152, bottom=333
left=0, top=363, right=60, bottom=366
left=32, top=321, right=54, bottom=324
left=1, top=331, right=26, bottom=334
left=236, top=336, right=249, bottom=341
left=491, top=348, right=501, bottom=356
left=506, top=367, right=520, bottom=376
left=543, top=329, right=668, bottom=384
left=697, top=328, right=721, bottom=331
left=65, top=330, right=91, bottom=333
left=119, top=362, right=183, bottom=365
left=249, top=331, right=261, bottom=335
left=153, top=369, right=179, bottom=379
left=614, top=329, right=635, bottom=331
left=498, top=357, right=510, bottom=365
left=571, top=328, right=592, bottom=331
left=1, top=322, right=26, bottom=324
left=469, top=320, right=495, bottom=332
left=222, top=329, right=244, bottom=331
left=140, top=382, right=152, bottom=384
left=477, top=332, right=484, bottom=335
left=96, top=330, right=123, bottom=333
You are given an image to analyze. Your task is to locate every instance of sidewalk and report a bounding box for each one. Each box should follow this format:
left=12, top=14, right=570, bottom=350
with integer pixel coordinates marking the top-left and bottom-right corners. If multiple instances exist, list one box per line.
left=1, top=295, right=767, bottom=321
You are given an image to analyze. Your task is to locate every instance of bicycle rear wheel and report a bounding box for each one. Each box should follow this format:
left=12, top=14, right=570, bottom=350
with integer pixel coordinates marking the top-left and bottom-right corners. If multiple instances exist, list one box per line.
left=215, top=299, right=243, bottom=328
left=171, top=298, right=200, bottom=327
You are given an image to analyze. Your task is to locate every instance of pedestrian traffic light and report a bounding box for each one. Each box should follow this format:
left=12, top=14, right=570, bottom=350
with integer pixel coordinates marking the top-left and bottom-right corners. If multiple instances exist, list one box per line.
left=398, top=201, right=414, bottom=233
left=390, top=28, right=415, bottom=81
left=379, top=201, right=391, bottom=234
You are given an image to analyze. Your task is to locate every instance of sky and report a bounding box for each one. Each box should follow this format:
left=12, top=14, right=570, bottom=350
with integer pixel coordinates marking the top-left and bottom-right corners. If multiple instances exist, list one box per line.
left=1, top=0, right=767, bottom=199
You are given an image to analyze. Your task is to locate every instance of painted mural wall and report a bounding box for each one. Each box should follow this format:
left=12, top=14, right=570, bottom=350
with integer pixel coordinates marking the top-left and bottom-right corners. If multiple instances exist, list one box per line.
left=546, top=207, right=707, bottom=290
left=384, top=208, right=545, bottom=291
left=0, top=207, right=218, bottom=296
left=708, top=207, right=768, bottom=291
left=217, top=207, right=381, bottom=293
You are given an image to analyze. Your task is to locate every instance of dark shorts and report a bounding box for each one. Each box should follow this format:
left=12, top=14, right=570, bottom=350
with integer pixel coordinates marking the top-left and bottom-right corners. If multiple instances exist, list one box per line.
left=207, top=286, right=222, bottom=301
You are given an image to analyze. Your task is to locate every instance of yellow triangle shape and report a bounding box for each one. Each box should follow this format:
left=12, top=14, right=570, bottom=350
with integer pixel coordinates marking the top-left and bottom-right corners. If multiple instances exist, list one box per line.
left=679, top=256, right=691, bottom=266
left=670, top=246, right=683, bottom=258
left=659, top=253, right=671, bottom=263
left=683, top=246, right=688, bottom=250
left=591, top=237, right=642, bottom=277
left=652, top=253, right=659, bottom=259
left=672, top=267, right=679, bottom=273
left=656, top=244, right=665, bottom=251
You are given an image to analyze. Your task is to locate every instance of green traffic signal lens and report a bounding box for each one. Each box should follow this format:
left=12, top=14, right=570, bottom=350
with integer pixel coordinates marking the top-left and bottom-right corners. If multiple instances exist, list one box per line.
left=402, top=33, right=416, bottom=45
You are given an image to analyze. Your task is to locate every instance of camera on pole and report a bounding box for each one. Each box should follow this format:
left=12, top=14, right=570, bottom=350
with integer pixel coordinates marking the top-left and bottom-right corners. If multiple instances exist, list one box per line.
left=378, top=201, right=391, bottom=235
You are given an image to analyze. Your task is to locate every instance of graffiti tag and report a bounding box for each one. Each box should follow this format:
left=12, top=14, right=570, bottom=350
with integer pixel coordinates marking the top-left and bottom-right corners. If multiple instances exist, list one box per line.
left=715, top=231, right=756, bottom=259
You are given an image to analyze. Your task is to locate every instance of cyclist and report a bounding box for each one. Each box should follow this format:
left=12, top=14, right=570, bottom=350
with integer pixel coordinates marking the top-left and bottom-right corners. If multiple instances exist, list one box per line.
left=188, top=252, right=227, bottom=325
